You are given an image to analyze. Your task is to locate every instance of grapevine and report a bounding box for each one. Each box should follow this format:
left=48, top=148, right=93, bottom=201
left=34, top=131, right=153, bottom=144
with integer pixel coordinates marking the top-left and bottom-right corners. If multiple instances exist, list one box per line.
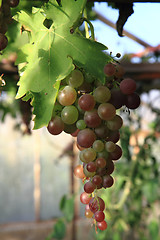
left=0, top=0, right=141, bottom=232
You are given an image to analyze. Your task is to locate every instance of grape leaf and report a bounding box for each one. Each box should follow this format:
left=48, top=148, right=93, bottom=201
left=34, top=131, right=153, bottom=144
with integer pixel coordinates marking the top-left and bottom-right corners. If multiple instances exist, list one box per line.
left=16, top=0, right=112, bottom=129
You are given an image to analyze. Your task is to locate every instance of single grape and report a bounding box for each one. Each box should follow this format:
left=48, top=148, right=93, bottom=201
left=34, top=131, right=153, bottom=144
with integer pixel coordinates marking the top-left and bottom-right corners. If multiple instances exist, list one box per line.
left=106, top=160, right=115, bottom=175
left=107, top=130, right=120, bottom=143
left=66, top=69, right=84, bottom=88
left=94, top=211, right=105, bottom=222
left=9, top=0, right=19, bottom=7
left=47, top=116, right=64, bottom=135
left=89, top=197, right=105, bottom=213
left=107, top=115, right=123, bottom=131
left=125, top=92, right=141, bottom=109
left=58, top=85, right=77, bottom=106
left=103, top=175, right=114, bottom=188
left=92, top=140, right=104, bottom=152
left=85, top=208, right=94, bottom=218
left=95, top=157, right=107, bottom=168
left=98, top=103, right=116, bottom=121
left=93, top=86, right=111, bottom=103
left=84, top=181, right=96, bottom=194
left=86, top=162, right=97, bottom=172
left=84, top=109, right=102, bottom=128
left=109, top=89, right=126, bottom=109
left=120, top=78, right=136, bottom=95
left=74, top=165, right=85, bottom=179
left=80, top=192, right=92, bottom=204
left=61, top=105, right=78, bottom=124
left=110, top=144, right=122, bottom=161
left=76, top=119, right=86, bottom=130
left=97, top=220, right=108, bottom=231
left=80, top=148, right=96, bottom=163
left=92, top=175, right=102, bottom=186
left=77, top=128, right=96, bottom=148
left=0, top=33, right=8, bottom=51
left=78, top=94, right=95, bottom=111
left=104, top=63, right=116, bottom=76
left=105, top=141, right=116, bottom=152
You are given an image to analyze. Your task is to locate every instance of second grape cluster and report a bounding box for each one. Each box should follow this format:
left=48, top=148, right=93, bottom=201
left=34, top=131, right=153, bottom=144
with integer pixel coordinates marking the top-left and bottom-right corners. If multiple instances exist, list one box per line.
left=47, top=62, right=140, bottom=231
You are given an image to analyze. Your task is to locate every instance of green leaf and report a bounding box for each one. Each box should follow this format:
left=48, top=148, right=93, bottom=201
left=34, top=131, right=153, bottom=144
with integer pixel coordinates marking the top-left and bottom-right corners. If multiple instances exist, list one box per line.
left=59, top=195, right=67, bottom=211
left=16, top=0, right=112, bottom=129
left=149, top=221, right=159, bottom=240
left=51, top=219, right=66, bottom=239
left=60, top=195, right=74, bottom=222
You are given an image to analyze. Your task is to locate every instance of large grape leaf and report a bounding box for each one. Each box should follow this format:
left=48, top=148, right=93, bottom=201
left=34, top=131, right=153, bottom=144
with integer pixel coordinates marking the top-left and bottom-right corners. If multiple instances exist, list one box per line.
left=16, top=0, right=112, bottom=129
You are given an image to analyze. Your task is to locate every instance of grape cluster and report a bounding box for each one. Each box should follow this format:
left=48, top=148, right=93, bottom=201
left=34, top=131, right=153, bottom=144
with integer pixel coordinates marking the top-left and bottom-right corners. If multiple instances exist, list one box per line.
left=47, top=62, right=140, bottom=231
left=0, top=0, right=19, bottom=51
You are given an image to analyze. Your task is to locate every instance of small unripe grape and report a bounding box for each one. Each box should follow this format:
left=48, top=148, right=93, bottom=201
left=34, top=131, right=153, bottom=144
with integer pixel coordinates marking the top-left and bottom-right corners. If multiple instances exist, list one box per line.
left=76, top=119, right=86, bottom=130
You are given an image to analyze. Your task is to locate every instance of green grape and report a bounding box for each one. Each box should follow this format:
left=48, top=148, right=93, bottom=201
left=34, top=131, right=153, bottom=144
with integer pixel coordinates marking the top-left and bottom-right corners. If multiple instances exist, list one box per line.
left=80, top=148, right=96, bottom=163
left=61, top=105, right=78, bottom=124
left=66, top=69, right=84, bottom=88
left=105, top=141, right=116, bottom=152
left=92, top=140, right=104, bottom=152
left=93, top=86, right=111, bottom=103
left=76, top=119, right=86, bottom=130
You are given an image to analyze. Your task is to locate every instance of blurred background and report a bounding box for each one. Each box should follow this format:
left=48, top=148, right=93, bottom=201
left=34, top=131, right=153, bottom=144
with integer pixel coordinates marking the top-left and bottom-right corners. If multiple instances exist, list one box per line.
left=0, top=1, right=160, bottom=240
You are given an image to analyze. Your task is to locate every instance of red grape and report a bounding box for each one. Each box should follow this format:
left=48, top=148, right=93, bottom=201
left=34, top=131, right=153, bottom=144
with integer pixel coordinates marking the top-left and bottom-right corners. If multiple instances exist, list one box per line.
left=77, top=128, right=96, bottom=148
left=0, top=33, right=8, bottom=51
left=110, top=144, right=122, bottom=161
left=94, top=211, right=105, bottom=222
left=97, top=220, right=108, bottom=231
left=103, top=175, right=114, bottom=188
left=125, top=92, right=141, bottom=109
left=80, top=192, right=92, bottom=204
left=120, top=78, right=136, bottom=95
left=78, top=94, right=95, bottom=111
left=84, top=109, right=102, bottom=128
left=89, top=197, right=105, bottom=213
left=98, top=103, right=116, bottom=121
left=104, top=63, right=116, bottom=76
left=84, top=181, right=96, bottom=194
left=47, top=116, right=64, bottom=135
